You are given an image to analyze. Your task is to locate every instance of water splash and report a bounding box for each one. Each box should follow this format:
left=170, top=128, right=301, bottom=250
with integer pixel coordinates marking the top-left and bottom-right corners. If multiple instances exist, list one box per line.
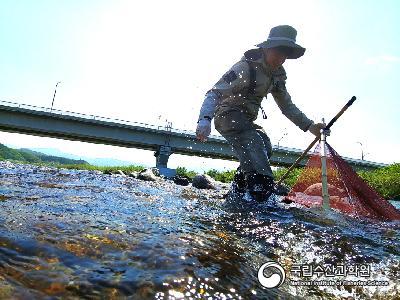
left=0, top=161, right=398, bottom=299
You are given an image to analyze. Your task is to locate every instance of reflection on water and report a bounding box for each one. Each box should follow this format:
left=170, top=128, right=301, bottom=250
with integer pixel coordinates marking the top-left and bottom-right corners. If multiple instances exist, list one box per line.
left=0, top=161, right=399, bottom=299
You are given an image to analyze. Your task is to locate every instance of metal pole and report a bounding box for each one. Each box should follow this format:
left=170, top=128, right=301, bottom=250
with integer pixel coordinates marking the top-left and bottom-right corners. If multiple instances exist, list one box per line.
left=320, top=118, right=330, bottom=210
left=51, top=81, right=61, bottom=112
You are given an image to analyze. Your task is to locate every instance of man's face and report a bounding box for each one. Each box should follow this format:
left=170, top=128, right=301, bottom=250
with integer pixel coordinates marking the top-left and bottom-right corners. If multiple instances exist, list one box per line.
left=265, top=47, right=291, bottom=70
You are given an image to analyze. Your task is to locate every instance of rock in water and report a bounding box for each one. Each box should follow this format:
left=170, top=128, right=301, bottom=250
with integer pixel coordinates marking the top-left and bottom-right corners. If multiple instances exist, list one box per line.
left=303, top=183, right=345, bottom=197
left=151, top=168, right=160, bottom=177
left=128, top=171, right=139, bottom=178
left=116, top=170, right=126, bottom=176
left=138, top=168, right=159, bottom=182
left=173, top=175, right=190, bottom=186
left=192, top=174, right=216, bottom=190
left=274, top=182, right=290, bottom=196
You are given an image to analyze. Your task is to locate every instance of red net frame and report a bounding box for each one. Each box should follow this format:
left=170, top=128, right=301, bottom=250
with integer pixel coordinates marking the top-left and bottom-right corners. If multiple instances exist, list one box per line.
left=284, top=142, right=400, bottom=221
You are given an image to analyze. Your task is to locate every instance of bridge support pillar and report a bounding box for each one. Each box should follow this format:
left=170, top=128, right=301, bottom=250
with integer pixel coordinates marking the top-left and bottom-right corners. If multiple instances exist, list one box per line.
left=155, top=145, right=171, bottom=168
left=155, top=145, right=176, bottom=178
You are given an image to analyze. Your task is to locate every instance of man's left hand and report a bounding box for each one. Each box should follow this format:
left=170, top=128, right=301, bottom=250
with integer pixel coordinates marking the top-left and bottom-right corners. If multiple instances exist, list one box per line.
left=196, top=119, right=211, bottom=142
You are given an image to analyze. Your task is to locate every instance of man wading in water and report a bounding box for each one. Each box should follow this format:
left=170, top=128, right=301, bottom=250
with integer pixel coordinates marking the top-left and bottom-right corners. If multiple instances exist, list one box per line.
left=196, top=25, right=327, bottom=202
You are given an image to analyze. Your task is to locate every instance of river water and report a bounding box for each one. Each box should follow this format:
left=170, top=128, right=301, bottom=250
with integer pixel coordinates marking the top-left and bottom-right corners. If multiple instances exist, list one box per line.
left=0, top=161, right=399, bottom=299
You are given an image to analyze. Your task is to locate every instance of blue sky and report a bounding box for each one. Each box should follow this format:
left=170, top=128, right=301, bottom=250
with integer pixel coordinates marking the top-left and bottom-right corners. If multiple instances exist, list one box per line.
left=0, top=0, right=399, bottom=171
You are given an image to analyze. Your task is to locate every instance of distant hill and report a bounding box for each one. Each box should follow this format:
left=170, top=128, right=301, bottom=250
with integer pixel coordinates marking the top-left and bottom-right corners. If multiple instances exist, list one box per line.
left=0, top=144, right=89, bottom=165
left=27, top=147, right=137, bottom=167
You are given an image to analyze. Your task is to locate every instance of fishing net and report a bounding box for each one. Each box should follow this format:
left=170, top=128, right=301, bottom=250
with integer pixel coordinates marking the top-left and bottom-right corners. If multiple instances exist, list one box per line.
left=284, top=142, right=400, bottom=221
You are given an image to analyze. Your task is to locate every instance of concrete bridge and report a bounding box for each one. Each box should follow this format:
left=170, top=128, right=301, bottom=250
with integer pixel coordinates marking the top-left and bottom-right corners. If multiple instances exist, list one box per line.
left=0, top=100, right=387, bottom=175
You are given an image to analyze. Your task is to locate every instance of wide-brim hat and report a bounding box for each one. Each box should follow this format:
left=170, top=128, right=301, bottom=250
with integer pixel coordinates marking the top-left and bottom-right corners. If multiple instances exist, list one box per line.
left=256, top=25, right=305, bottom=59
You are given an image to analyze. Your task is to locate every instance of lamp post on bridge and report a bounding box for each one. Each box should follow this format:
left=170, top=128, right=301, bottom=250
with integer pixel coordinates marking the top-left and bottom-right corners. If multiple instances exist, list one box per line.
left=51, top=81, right=61, bottom=112
left=277, top=130, right=288, bottom=149
left=356, top=141, right=369, bottom=160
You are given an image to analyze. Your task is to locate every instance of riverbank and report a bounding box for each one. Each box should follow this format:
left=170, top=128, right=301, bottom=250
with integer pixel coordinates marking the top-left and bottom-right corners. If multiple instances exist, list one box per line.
left=0, top=158, right=398, bottom=200
left=59, top=162, right=399, bottom=201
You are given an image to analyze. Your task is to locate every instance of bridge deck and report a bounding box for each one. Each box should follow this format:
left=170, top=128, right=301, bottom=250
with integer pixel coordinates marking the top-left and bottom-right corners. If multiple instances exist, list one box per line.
left=0, top=101, right=387, bottom=171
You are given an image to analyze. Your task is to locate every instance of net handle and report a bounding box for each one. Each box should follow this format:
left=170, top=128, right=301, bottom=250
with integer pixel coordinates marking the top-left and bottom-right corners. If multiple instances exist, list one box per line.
left=275, top=96, right=356, bottom=188
left=325, top=96, right=356, bottom=130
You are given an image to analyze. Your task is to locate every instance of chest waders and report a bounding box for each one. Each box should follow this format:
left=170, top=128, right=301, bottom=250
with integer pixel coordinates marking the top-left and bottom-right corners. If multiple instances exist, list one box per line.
left=228, top=60, right=274, bottom=202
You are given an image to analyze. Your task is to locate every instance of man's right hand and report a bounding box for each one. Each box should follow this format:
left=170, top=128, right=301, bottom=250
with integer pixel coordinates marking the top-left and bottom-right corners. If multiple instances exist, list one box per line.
left=308, top=122, right=331, bottom=137
left=196, top=119, right=211, bottom=142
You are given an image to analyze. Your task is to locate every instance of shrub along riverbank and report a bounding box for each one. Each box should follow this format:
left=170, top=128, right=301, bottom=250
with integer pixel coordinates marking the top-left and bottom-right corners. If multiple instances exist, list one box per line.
left=358, top=163, right=400, bottom=200
left=177, top=165, right=400, bottom=201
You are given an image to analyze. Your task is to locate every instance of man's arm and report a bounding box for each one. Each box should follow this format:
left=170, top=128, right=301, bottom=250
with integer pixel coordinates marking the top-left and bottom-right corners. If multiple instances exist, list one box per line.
left=196, top=61, right=250, bottom=141
left=196, top=90, right=221, bottom=141
left=197, top=90, right=221, bottom=123
left=271, top=67, right=314, bottom=132
left=271, top=77, right=327, bottom=136
left=273, top=90, right=314, bottom=132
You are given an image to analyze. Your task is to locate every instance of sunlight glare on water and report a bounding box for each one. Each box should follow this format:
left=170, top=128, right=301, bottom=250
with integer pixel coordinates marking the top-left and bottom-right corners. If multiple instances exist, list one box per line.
left=0, top=161, right=399, bottom=299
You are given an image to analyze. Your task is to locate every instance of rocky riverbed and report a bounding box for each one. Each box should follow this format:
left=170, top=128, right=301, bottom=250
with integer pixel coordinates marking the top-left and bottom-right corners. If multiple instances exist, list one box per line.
left=0, top=161, right=399, bottom=299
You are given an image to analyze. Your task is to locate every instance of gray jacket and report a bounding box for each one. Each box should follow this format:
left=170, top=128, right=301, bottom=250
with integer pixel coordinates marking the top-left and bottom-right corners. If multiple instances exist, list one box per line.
left=198, top=48, right=313, bottom=131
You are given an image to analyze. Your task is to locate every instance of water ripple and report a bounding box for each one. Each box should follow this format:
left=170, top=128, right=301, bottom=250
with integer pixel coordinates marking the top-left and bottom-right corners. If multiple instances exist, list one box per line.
left=0, top=161, right=399, bottom=299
